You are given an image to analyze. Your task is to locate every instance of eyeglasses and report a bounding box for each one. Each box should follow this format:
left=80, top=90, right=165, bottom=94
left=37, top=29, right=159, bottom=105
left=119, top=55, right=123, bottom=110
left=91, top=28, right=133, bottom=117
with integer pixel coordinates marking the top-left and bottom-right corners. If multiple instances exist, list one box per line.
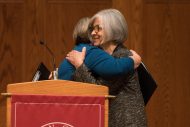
left=89, top=25, right=103, bottom=33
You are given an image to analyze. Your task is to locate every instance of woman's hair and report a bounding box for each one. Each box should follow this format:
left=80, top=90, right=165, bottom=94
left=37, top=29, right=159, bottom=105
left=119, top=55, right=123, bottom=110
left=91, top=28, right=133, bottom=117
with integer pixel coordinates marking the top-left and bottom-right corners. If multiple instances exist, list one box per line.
left=73, top=17, right=91, bottom=45
left=89, top=9, right=128, bottom=45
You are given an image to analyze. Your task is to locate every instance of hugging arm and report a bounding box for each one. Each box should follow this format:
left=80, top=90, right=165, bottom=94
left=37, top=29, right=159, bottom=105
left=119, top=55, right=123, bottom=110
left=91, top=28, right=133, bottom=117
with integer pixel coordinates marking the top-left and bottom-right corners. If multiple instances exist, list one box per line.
left=72, top=63, right=121, bottom=93
left=72, top=64, right=103, bottom=85
left=62, top=43, right=141, bottom=80
left=67, top=45, right=136, bottom=78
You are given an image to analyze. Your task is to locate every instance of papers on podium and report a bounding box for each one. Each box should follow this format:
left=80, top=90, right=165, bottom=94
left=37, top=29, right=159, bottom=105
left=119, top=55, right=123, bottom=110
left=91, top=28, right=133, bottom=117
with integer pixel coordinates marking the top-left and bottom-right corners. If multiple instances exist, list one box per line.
left=32, top=62, right=50, bottom=81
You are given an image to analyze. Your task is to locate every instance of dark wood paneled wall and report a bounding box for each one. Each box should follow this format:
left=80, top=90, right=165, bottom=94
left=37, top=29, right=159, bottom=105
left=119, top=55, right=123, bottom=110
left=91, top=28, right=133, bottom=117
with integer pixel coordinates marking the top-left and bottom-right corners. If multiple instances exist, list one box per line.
left=113, top=0, right=190, bottom=127
left=143, top=1, right=190, bottom=126
left=0, top=0, right=112, bottom=126
left=0, top=0, right=190, bottom=127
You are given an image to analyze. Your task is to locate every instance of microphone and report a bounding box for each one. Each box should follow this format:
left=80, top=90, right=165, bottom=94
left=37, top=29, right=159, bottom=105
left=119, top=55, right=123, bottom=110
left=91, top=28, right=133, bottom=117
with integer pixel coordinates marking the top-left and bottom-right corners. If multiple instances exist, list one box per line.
left=40, top=41, right=58, bottom=80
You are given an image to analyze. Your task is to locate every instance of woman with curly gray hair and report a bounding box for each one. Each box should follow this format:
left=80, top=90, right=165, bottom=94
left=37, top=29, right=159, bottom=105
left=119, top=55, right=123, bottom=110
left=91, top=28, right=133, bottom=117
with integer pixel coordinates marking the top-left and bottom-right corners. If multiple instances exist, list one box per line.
left=67, top=9, right=147, bottom=127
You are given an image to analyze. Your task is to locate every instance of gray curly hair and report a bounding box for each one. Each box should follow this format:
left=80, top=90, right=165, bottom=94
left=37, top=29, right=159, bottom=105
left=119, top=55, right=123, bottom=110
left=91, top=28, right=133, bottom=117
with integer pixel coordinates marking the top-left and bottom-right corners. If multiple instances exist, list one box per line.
left=89, top=9, right=128, bottom=45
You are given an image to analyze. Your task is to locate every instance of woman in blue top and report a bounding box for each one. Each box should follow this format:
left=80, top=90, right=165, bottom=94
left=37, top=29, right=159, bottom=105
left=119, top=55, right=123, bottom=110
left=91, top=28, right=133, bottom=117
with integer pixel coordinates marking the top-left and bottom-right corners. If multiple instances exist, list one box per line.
left=58, top=17, right=141, bottom=80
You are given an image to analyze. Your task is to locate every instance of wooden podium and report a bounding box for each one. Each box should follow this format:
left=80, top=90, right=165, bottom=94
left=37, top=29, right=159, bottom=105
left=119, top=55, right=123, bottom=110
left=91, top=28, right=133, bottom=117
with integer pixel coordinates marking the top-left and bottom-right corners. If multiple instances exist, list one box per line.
left=4, top=80, right=109, bottom=127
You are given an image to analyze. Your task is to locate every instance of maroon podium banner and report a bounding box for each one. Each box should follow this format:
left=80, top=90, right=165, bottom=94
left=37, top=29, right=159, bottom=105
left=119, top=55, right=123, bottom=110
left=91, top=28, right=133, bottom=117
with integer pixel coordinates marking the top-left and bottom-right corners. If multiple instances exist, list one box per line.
left=11, top=95, right=105, bottom=127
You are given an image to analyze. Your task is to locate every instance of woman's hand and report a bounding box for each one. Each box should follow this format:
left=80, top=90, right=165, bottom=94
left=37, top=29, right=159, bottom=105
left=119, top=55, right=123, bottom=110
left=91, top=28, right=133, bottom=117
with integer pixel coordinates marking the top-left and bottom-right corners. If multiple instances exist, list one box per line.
left=66, top=47, right=86, bottom=68
left=129, top=50, right=142, bottom=69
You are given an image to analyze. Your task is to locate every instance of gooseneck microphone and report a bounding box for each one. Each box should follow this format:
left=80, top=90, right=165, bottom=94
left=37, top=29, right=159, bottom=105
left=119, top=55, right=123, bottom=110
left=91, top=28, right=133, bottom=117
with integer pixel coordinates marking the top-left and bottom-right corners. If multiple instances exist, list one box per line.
left=40, top=41, right=58, bottom=80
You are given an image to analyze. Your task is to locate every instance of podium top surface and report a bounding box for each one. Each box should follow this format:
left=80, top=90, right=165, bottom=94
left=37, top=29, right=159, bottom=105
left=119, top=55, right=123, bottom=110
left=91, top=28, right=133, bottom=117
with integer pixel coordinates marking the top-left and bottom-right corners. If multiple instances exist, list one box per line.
left=7, top=80, right=108, bottom=96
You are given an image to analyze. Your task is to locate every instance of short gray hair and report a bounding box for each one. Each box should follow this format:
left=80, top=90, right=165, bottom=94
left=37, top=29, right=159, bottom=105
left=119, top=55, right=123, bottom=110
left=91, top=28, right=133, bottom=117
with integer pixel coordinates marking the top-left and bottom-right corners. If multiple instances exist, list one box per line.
left=89, top=9, right=128, bottom=44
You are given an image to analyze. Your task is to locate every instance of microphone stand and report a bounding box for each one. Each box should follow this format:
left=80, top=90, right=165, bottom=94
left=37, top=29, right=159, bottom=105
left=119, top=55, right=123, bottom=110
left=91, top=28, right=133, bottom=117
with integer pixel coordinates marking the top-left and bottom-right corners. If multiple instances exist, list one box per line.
left=40, top=41, right=58, bottom=80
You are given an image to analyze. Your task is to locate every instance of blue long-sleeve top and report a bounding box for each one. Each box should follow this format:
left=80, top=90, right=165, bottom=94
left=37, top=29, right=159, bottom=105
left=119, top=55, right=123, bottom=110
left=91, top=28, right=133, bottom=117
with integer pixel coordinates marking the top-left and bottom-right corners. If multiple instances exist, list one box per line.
left=58, top=43, right=134, bottom=80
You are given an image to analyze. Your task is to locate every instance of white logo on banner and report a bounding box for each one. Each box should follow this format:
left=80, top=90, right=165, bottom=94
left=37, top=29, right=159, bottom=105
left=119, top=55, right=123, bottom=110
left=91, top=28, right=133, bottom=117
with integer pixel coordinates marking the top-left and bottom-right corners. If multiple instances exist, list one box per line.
left=41, top=122, right=74, bottom=127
